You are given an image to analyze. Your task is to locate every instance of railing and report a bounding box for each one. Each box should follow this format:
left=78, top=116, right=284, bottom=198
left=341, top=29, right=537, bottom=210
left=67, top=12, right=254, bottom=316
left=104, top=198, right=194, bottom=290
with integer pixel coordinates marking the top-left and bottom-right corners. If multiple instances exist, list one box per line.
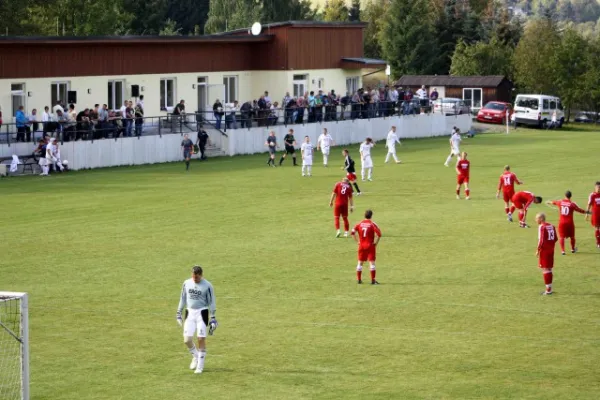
left=0, top=99, right=470, bottom=144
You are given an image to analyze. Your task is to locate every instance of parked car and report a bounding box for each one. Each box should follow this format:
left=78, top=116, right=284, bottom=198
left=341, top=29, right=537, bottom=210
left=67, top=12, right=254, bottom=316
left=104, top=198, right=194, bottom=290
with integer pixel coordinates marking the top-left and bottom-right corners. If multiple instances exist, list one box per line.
left=574, top=112, right=598, bottom=123
left=433, top=98, right=470, bottom=115
left=513, top=94, right=564, bottom=128
left=476, top=101, right=513, bottom=124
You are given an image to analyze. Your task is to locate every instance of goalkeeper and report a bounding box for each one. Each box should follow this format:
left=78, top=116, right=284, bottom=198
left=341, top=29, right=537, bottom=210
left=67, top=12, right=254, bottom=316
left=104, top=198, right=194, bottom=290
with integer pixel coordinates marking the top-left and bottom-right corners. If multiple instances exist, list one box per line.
left=176, top=265, right=218, bottom=374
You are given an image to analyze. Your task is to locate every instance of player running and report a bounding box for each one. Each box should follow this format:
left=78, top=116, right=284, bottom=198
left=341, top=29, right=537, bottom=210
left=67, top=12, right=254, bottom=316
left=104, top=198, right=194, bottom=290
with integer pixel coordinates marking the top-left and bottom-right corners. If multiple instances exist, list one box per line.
left=511, top=191, right=543, bottom=228
left=342, top=149, right=361, bottom=195
left=586, top=181, right=600, bottom=249
left=301, top=136, right=314, bottom=177
left=330, top=177, right=354, bottom=238
left=176, top=265, right=218, bottom=374
left=181, top=134, right=194, bottom=171
left=535, top=213, right=558, bottom=295
left=359, top=138, right=375, bottom=181
left=265, top=130, right=277, bottom=167
left=496, top=165, right=523, bottom=219
left=351, top=209, right=382, bottom=285
left=317, top=128, right=335, bottom=167
left=279, top=128, right=297, bottom=166
left=384, top=126, right=402, bottom=164
left=546, top=191, right=588, bottom=255
left=455, top=151, right=470, bottom=200
left=444, top=127, right=461, bottom=167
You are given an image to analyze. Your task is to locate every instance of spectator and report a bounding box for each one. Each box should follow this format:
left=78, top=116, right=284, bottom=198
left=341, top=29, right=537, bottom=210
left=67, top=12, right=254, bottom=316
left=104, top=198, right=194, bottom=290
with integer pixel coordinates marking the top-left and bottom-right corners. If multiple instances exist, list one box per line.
left=296, top=96, right=306, bottom=123
left=240, top=100, right=253, bottom=128
left=97, top=104, right=109, bottom=138
left=15, top=105, right=28, bottom=142
left=174, top=99, right=185, bottom=116
left=0, top=105, right=2, bottom=132
left=196, top=126, right=210, bottom=160
left=126, top=100, right=135, bottom=137
left=137, top=95, right=144, bottom=109
left=90, top=104, right=99, bottom=135
left=28, top=108, right=39, bottom=141
left=340, top=92, right=350, bottom=120
left=430, top=88, right=439, bottom=102
left=212, top=99, right=224, bottom=129
left=362, top=88, right=371, bottom=119
left=59, top=109, right=75, bottom=141
left=284, top=95, right=295, bottom=124
left=224, top=100, right=238, bottom=129
left=308, top=91, right=316, bottom=123
left=119, top=100, right=128, bottom=119
left=257, top=95, right=268, bottom=126
left=264, top=91, right=271, bottom=104
left=269, top=101, right=280, bottom=125
left=134, top=101, right=144, bottom=136
left=416, top=85, right=429, bottom=110
left=282, top=92, right=291, bottom=110
left=75, top=108, right=91, bottom=141
left=314, top=90, right=323, bottom=122
left=52, top=100, right=64, bottom=116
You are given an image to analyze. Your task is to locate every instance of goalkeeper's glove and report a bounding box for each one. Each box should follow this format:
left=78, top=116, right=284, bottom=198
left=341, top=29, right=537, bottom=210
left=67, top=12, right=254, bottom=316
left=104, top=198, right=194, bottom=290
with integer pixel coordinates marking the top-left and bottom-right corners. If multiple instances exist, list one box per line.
left=176, top=311, right=183, bottom=327
left=208, top=317, right=218, bottom=335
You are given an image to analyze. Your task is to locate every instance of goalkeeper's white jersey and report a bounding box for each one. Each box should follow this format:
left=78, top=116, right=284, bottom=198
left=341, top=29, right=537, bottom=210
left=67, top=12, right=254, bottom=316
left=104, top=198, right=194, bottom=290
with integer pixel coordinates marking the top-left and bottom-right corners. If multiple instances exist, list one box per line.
left=177, top=278, right=216, bottom=315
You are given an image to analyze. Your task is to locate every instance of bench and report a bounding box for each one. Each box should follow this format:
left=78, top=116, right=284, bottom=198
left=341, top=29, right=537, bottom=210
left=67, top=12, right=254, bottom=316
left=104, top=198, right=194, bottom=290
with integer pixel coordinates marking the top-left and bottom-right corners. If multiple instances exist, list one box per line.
left=0, top=154, right=39, bottom=175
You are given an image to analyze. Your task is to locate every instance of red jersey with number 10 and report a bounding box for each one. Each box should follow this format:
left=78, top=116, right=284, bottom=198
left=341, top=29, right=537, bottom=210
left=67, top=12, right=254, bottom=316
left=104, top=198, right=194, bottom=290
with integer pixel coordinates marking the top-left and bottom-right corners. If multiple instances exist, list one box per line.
left=456, top=159, right=470, bottom=178
left=498, top=172, right=520, bottom=192
left=352, top=219, right=381, bottom=248
left=551, top=199, right=586, bottom=225
left=333, top=182, right=353, bottom=206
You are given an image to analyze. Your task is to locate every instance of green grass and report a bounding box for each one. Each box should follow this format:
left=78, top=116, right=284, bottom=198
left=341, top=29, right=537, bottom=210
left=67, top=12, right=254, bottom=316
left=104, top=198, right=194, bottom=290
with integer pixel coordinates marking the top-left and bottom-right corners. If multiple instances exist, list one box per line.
left=2, top=126, right=600, bottom=400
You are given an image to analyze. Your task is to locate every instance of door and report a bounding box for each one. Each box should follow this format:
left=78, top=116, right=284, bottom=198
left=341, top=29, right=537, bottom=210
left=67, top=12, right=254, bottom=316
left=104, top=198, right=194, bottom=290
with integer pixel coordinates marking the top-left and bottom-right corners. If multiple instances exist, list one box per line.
left=197, top=77, right=208, bottom=118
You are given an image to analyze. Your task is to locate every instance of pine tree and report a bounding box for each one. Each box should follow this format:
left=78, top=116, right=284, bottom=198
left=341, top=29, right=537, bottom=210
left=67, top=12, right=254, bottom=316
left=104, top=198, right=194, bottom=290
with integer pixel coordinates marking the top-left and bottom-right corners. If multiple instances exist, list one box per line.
left=362, top=0, right=390, bottom=59
left=322, top=0, right=350, bottom=22
left=349, top=0, right=361, bottom=21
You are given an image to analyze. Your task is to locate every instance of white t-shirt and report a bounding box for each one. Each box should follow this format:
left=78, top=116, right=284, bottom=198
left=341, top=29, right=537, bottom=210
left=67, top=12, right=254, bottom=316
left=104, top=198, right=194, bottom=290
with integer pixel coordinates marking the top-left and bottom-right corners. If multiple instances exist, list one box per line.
left=46, top=143, right=55, bottom=160
left=360, top=142, right=373, bottom=158
left=120, top=105, right=127, bottom=117
left=42, top=112, right=51, bottom=122
left=451, top=133, right=461, bottom=149
left=416, top=88, right=428, bottom=99
left=52, top=104, right=64, bottom=115
left=386, top=131, right=400, bottom=148
left=318, top=134, right=333, bottom=148
left=301, top=142, right=314, bottom=157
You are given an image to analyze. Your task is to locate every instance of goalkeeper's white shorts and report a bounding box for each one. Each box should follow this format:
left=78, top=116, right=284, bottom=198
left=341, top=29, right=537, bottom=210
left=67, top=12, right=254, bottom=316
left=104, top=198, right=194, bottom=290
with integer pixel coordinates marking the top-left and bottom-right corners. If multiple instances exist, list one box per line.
left=184, top=308, right=208, bottom=338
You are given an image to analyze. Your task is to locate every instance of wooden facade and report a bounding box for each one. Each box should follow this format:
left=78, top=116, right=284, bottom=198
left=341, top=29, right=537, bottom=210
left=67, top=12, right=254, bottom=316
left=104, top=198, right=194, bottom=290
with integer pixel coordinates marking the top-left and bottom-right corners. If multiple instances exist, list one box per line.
left=0, top=22, right=367, bottom=79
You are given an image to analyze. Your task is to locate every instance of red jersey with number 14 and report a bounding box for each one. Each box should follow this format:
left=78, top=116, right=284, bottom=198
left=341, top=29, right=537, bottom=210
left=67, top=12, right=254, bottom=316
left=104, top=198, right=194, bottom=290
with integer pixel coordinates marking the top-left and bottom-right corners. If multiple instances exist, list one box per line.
left=551, top=199, right=586, bottom=225
left=352, top=219, right=381, bottom=248
left=333, top=182, right=353, bottom=206
left=498, top=172, right=520, bottom=192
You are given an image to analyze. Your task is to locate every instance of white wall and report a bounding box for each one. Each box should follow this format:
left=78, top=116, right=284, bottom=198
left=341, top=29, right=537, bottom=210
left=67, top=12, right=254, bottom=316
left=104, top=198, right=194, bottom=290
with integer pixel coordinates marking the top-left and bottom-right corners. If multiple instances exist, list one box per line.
left=0, top=114, right=471, bottom=171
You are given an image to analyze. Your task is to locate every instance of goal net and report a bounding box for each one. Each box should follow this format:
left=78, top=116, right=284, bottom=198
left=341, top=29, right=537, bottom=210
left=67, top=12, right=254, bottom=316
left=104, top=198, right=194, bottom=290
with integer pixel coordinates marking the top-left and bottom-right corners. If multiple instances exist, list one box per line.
left=0, top=292, right=29, bottom=400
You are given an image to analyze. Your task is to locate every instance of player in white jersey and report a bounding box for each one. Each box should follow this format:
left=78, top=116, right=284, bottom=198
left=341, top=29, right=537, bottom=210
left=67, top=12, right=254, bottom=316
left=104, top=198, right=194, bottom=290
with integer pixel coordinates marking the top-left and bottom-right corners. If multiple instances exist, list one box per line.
left=301, top=136, right=314, bottom=176
left=43, top=137, right=56, bottom=176
left=444, top=127, right=462, bottom=167
left=384, top=126, right=402, bottom=164
left=359, top=138, right=375, bottom=181
left=52, top=141, right=65, bottom=172
left=176, top=265, right=217, bottom=374
left=317, top=128, right=335, bottom=167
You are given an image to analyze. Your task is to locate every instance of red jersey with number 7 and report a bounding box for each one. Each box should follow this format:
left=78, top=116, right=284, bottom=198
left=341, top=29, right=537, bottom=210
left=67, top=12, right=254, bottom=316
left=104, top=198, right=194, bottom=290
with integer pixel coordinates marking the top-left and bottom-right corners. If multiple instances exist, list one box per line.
left=352, top=220, right=381, bottom=248
left=333, top=182, right=353, bottom=206
left=551, top=199, right=586, bottom=225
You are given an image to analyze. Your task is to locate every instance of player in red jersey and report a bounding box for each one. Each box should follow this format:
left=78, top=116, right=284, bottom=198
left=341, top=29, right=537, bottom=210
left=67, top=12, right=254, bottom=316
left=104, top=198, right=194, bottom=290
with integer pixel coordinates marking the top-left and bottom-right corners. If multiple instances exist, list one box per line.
left=455, top=152, right=470, bottom=200
left=330, top=178, right=354, bottom=238
left=546, top=191, right=588, bottom=255
left=585, top=181, right=600, bottom=249
left=496, top=165, right=523, bottom=220
left=511, top=191, right=542, bottom=228
left=535, top=213, right=558, bottom=295
left=351, top=209, right=382, bottom=285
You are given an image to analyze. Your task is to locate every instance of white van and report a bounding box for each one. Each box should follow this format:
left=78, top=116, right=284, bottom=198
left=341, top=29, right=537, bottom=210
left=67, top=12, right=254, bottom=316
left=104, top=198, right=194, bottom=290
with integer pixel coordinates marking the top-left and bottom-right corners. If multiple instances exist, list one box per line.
left=513, top=94, right=564, bottom=128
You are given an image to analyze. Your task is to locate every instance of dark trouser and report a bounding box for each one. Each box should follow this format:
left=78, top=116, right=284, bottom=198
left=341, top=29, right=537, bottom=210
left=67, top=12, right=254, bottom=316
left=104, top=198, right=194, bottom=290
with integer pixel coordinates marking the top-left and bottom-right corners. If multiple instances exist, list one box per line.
left=199, top=141, right=207, bottom=159
left=17, top=127, right=26, bottom=142
left=296, top=109, right=304, bottom=123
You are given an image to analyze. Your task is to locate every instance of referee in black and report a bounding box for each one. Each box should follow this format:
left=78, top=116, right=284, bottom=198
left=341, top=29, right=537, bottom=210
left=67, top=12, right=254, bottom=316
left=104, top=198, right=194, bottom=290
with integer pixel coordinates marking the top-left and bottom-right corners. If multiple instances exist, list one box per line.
left=279, top=128, right=298, bottom=166
left=196, top=126, right=210, bottom=161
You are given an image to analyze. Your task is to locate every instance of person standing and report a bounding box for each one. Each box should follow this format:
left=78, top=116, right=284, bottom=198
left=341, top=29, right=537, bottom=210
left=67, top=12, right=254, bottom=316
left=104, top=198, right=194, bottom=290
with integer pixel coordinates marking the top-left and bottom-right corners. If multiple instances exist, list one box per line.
left=176, top=265, right=217, bottom=374
left=384, top=126, right=402, bottom=164
left=547, top=191, right=588, bottom=255
left=279, top=128, right=297, bottom=166
left=265, top=130, right=277, bottom=167
left=15, top=106, right=28, bottom=142
left=134, top=101, right=144, bottom=137
left=342, top=149, right=361, bottom=195
left=455, top=152, right=470, bottom=200
left=301, top=136, right=314, bottom=177
left=496, top=165, right=523, bottom=220
left=359, top=138, right=375, bottom=181
left=181, top=134, right=194, bottom=171
left=213, top=99, right=224, bottom=130
left=535, top=213, right=557, bottom=295
left=196, top=127, right=209, bottom=161
left=444, top=128, right=462, bottom=167
left=317, top=128, right=335, bottom=167
left=585, top=181, right=600, bottom=249
left=330, top=177, right=354, bottom=238
left=351, top=209, right=382, bottom=285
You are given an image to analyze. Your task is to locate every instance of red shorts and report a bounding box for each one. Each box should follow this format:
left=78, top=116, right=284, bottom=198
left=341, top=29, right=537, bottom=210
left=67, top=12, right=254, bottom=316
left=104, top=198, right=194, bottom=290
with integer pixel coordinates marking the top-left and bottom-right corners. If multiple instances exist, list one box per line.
left=358, top=245, right=376, bottom=262
left=538, top=252, right=554, bottom=269
left=592, top=214, right=600, bottom=227
left=457, top=175, right=469, bottom=185
left=346, top=173, right=357, bottom=182
left=558, top=223, right=574, bottom=238
left=334, top=204, right=348, bottom=218
left=503, top=189, right=515, bottom=203
left=511, top=199, right=527, bottom=211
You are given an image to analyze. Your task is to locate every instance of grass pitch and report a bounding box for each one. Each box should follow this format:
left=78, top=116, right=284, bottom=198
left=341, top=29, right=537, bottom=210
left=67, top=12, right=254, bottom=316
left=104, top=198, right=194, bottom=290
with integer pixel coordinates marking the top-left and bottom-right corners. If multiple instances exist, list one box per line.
left=2, top=126, right=600, bottom=400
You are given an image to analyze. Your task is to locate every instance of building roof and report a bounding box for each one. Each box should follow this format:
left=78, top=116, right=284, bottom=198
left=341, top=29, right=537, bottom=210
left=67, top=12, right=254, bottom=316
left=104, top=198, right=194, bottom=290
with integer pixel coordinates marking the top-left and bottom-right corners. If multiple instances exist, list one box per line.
left=396, top=75, right=507, bottom=87
left=0, top=34, right=274, bottom=45
left=341, top=57, right=387, bottom=65
left=219, top=20, right=367, bottom=35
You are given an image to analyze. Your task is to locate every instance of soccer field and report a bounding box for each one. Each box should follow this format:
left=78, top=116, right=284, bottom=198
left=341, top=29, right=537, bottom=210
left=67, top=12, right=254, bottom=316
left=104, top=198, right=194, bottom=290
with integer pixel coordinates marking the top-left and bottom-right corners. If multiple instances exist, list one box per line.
left=2, top=126, right=600, bottom=400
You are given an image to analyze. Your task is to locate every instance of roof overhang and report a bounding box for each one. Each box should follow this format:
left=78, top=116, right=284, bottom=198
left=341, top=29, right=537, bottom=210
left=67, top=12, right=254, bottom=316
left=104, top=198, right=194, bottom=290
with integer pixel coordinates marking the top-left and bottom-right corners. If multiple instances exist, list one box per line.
left=0, top=35, right=275, bottom=46
left=341, top=57, right=387, bottom=69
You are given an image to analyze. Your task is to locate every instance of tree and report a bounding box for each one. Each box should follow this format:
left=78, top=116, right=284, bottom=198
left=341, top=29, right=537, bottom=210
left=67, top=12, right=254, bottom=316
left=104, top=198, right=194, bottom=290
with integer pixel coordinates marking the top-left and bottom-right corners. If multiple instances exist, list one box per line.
left=349, top=0, right=361, bottom=21
left=513, top=17, right=561, bottom=94
left=322, top=0, right=349, bottom=22
left=125, top=0, right=168, bottom=35
left=166, top=0, right=210, bottom=35
left=581, top=37, right=600, bottom=112
left=159, top=19, right=181, bottom=36
left=261, top=0, right=315, bottom=23
left=381, top=0, right=438, bottom=77
left=431, top=0, right=466, bottom=74
left=450, top=36, right=514, bottom=77
left=362, top=0, right=390, bottom=59
left=204, top=0, right=261, bottom=34
left=0, top=0, right=31, bottom=35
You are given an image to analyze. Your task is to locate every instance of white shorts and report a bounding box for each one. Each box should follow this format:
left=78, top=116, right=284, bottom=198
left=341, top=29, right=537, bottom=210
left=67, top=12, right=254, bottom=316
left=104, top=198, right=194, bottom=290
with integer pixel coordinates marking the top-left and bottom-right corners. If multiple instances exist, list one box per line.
left=321, top=146, right=330, bottom=156
left=362, top=156, right=373, bottom=169
left=451, top=147, right=460, bottom=156
left=387, top=147, right=396, bottom=154
left=38, top=158, right=48, bottom=167
left=183, top=308, right=208, bottom=338
left=303, top=156, right=313, bottom=166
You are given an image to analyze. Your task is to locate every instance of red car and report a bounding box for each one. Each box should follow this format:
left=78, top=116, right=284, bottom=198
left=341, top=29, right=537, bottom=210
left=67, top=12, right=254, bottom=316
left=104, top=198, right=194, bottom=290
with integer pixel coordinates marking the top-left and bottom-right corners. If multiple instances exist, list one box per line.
left=476, top=101, right=512, bottom=124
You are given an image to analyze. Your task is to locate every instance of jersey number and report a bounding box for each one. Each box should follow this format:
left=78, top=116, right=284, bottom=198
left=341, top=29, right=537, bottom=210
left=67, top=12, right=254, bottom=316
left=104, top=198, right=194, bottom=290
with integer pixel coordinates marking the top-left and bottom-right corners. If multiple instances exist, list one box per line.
left=503, top=176, right=511, bottom=185
left=341, top=186, right=347, bottom=195
left=560, top=206, right=570, bottom=216
left=547, top=229, right=555, bottom=241
left=362, top=227, right=368, bottom=237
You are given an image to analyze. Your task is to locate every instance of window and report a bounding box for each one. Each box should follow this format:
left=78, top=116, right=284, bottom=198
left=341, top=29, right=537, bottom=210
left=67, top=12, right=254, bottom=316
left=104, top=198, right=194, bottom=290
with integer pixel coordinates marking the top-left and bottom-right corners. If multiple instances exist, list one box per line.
left=516, top=97, right=538, bottom=110
left=51, top=82, right=69, bottom=107
left=543, top=99, right=549, bottom=110
left=462, top=88, right=482, bottom=109
left=346, top=76, right=359, bottom=95
left=317, top=78, right=325, bottom=90
left=293, top=74, right=307, bottom=98
left=549, top=100, right=557, bottom=110
left=160, top=78, right=176, bottom=111
left=107, top=80, right=125, bottom=110
left=11, top=83, right=26, bottom=116
left=223, top=76, right=238, bottom=104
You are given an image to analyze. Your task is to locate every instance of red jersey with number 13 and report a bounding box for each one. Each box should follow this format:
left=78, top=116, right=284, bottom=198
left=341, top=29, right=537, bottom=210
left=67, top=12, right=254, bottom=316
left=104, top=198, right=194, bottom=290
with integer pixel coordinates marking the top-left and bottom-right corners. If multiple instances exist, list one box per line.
left=333, top=182, right=353, bottom=206
left=538, top=222, right=557, bottom=253
left=353, top=220, right=381, bottom=248
left=551, top=199, right=586, bottom=225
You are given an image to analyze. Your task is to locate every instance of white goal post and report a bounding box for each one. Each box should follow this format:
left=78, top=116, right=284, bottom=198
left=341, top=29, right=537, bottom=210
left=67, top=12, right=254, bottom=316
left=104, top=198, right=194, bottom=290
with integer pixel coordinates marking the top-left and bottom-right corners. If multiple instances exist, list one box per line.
left=0, top=292, right=29, bottom=400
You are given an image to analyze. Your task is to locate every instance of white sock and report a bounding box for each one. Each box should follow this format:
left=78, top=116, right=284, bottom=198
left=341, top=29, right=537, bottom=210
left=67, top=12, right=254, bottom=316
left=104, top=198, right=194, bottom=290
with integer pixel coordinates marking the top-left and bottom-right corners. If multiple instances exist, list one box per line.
left=368, top=168, right=372, bottom=179
left=198, top=350, right=206, bottom=369
left=445, top=155, right=452, bottom=165
left=393, top=153, right=399, bottom=162
left=307, top=166, right=312, bottom=175
left=323, top=155, right=328, bottom=165
left=356, top=263, right=362, bottom=271
left=43, top=166, right=49, bottom=175
left=188, top=345, right=198, bottom=357
left=385, top=152, right=390, bottom=162
left=302, top=166, right=306, bottom=175
left=361, top=169, right=365, bottom=180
